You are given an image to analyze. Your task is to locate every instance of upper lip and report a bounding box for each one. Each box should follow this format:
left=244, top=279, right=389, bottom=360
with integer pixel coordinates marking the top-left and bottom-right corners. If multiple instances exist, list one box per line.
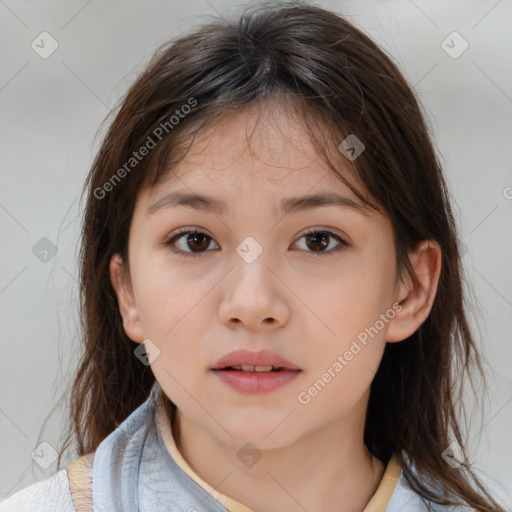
left=211, top=349, right=301, bottom=371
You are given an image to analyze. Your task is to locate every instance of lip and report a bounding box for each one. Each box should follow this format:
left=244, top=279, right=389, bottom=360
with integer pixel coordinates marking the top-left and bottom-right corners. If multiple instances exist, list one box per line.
left=211, top=349, right=300, bottom=371
left=211, top=349, right=301, bottom=395
left=212, top=368, right=301, bottom=394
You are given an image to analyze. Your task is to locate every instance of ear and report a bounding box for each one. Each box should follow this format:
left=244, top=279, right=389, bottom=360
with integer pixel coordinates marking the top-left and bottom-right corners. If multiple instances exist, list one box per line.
left=386, top=240, right=442, bottom=343
left=109, top=253, right=144, bottom=343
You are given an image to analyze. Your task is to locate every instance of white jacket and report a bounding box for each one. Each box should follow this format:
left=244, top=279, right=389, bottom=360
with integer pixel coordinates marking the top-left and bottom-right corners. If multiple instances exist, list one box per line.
left=0, top=386, right=460, bottom=511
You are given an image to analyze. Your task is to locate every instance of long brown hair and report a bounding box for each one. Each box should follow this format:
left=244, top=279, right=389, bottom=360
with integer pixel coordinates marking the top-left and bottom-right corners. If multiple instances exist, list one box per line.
left=48, top=2, right=507, bottom=510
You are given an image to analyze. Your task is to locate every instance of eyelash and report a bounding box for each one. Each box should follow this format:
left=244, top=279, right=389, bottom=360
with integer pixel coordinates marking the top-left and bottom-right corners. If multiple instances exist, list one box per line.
left=162, top=228, right=351, bottom=258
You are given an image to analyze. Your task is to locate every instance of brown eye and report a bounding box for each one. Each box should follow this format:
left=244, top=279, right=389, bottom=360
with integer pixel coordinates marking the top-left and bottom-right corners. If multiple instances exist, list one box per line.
left=184, top=232, right=210, bottom=252
left=164, top=230, right=218, bottom=258
left=294, top=230, right=350, bottom=255
left=305, top=231, right=329, bottom=252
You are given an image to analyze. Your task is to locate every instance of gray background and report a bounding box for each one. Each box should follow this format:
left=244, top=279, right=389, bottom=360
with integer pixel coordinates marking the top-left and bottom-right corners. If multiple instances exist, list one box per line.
left=1, top=0, right=511, bottom=506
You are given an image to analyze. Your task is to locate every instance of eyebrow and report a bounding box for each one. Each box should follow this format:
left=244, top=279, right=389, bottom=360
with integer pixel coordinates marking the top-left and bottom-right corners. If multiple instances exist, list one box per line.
left=147, top=191, right=370, bottom=217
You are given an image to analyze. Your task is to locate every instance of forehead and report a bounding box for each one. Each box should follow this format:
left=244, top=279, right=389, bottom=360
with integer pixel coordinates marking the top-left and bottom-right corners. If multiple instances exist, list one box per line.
left=180, top=103, right=316, bottom=174
left=145, top=102, right=366, bottom=206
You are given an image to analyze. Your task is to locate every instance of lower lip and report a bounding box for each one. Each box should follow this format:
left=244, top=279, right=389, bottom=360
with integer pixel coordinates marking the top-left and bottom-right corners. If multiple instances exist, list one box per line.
left=211, top=369, right=301, bottom=394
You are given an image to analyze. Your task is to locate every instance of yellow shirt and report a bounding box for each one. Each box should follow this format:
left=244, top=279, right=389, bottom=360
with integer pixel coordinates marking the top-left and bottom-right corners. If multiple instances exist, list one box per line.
left=156, top=398, right=401, bottom=512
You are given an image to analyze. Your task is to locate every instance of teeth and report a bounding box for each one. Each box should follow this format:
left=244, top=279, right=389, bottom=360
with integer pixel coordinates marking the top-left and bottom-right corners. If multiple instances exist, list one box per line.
left=230, top=364, right=275, bottom=372
left=253, top=365, right=274, bottom=372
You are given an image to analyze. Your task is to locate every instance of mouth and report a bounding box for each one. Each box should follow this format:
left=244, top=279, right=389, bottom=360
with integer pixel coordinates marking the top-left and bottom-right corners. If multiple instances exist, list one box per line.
left=211, top=363, right=302, bottom=394
left=211, top=349, right=301, bottom=373
left=210, top=349, right=302, bottom=394
left=216, top=365, right=299, bottom=373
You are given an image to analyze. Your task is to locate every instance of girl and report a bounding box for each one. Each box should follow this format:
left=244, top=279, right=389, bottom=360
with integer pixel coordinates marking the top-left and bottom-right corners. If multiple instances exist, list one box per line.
left=1, top=2, right=508, bottom=511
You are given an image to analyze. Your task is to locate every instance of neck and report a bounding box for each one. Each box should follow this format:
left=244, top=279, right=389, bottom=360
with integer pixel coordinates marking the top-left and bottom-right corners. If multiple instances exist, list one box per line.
left=170, top=396, right=386, bottom=512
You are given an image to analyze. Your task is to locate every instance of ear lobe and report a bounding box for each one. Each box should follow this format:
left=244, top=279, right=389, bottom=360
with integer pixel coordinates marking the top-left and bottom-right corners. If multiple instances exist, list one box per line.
left=385, top=240, right=442, bottom=343
left=109, top=254, right=144, bottom=343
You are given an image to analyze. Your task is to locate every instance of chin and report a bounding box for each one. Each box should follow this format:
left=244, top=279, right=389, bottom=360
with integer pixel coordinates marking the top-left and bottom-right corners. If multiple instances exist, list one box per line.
left=218, top=415, right=303, bottom=449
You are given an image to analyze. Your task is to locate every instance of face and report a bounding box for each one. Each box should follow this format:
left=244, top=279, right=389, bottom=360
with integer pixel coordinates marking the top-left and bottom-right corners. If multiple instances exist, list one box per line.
left=111, top=103, right=406, bottom=450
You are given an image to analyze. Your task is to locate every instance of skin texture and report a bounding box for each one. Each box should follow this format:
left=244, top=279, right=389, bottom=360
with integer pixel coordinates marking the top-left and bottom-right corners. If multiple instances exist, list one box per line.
left=110, top=103, right=442, bottom=512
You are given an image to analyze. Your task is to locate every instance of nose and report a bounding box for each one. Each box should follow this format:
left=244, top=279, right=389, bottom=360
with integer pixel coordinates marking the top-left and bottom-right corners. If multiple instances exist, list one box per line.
left=218, top=252, right=290, bottom=331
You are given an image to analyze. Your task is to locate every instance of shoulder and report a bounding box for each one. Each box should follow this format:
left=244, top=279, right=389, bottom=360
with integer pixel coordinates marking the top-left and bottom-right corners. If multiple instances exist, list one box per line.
left=0, top=397, right=152, bottom=511
left=387, top=462, right=465, bottom=512
left=0, top=451, right=95, bottom=512
left=0, top=469, right=75, bottom=512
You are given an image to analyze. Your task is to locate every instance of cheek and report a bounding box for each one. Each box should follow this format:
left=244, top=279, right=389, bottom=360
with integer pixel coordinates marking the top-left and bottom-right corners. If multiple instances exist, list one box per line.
left=139, top=284, right=211, bottom=407
left=302, top=251, right=395, bottom=339
left=134, top=253, right=208, bottom=331
left=297, top=276, right=389, bottom=415
left=132, top=259, right=214, bottom=384
left=298, top=251, right=394, bottom=395
left=296, top=344, right=382, bottom=424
